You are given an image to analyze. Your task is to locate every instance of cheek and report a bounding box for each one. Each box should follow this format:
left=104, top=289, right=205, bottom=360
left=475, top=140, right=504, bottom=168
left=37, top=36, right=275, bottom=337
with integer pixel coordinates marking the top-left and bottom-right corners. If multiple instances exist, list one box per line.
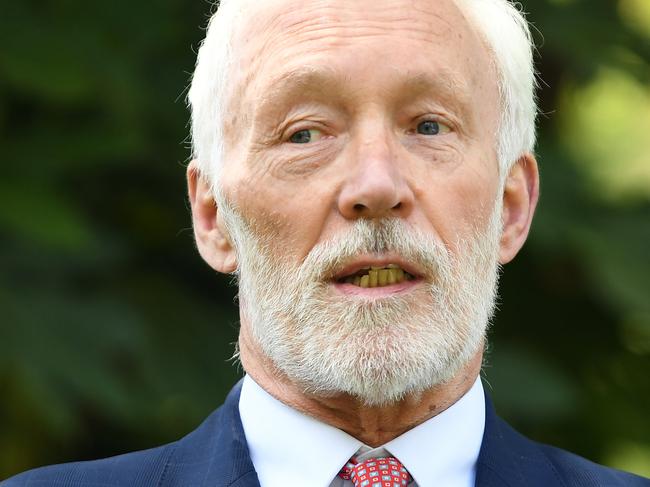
left=227, top=166, right=335, bottom=261
left=249, top=133, right=343, bottom=182
left=456, top=174, right=499, bottom=227
left=416, top=153, right=499, bottom=244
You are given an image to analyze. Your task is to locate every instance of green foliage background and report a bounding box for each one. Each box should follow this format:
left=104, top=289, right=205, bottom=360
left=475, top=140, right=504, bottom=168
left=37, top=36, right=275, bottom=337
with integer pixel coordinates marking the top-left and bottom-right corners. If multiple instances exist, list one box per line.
left=1, top=0, right=649, bottom=478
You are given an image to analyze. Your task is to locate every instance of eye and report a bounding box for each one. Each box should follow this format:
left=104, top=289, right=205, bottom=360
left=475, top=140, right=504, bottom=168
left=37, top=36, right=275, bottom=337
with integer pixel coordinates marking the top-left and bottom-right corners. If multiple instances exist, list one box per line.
left=288, top=128, right=324, bottom=144
left=416, top=120, right=450, bottom=135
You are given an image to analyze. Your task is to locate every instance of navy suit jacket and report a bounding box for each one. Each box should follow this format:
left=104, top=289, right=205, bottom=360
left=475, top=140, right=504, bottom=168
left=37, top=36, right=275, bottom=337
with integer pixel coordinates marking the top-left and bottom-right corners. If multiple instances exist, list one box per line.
left=3, top=381, right=648, bottom=487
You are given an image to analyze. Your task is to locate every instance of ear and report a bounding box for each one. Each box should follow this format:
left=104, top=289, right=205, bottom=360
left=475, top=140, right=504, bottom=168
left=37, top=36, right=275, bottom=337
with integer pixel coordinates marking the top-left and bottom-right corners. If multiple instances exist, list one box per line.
left=187, top=161, right=237, bottom=273
left=498, top=153, right=539, bottom=264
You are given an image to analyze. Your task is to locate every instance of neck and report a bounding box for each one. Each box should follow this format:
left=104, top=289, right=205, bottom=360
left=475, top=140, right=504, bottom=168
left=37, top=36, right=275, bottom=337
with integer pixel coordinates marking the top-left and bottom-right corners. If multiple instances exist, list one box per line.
left=238, top=323, right=483, bottom=447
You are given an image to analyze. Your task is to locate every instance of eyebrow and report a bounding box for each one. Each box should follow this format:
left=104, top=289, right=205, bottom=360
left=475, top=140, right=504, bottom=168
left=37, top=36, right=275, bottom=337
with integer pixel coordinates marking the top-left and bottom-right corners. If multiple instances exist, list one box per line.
left=255, top=65, right=474, bottom=119
left=399, top=71, right=472, bottom=111
left=256, top=66, right=345, bottom=114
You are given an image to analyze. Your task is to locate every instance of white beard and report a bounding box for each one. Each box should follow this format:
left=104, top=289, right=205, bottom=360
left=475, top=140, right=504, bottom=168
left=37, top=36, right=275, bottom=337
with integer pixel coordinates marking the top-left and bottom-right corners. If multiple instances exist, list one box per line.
left=218, top=197, right=503, bottom=406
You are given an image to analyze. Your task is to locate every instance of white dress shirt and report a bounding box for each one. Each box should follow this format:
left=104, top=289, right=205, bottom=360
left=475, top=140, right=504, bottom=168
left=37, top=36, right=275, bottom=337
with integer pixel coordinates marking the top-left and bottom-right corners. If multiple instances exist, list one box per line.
left=239, top=375, right=485, bottom=487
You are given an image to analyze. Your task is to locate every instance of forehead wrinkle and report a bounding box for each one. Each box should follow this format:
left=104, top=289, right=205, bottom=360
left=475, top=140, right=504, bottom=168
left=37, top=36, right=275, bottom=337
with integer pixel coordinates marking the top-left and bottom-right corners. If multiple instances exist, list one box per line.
left=235, top=3, right=492, bottom=98
left=235, top=0, right=475, bottom=66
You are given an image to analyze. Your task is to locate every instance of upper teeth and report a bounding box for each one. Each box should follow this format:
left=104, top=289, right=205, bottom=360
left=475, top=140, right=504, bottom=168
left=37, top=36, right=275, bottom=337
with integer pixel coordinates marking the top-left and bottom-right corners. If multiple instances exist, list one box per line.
left=342, top=265, right=414, bottom=287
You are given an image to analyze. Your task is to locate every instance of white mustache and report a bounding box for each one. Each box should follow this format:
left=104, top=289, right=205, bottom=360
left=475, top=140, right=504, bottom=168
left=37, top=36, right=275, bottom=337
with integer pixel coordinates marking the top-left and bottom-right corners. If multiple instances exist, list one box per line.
left=296, top=218, right=450, bottom=284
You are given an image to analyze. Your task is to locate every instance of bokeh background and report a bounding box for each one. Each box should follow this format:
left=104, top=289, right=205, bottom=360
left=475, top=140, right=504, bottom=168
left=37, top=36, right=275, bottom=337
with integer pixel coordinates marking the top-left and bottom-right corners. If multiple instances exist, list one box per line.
left=1, top=0, right=649, bottom=479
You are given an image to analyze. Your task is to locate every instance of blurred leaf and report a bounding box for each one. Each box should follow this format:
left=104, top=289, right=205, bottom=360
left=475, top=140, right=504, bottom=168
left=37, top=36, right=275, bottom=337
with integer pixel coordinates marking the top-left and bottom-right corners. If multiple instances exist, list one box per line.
left=606, top=441, right=650, bottom=477
left=484, top=344, right=580, bottom=422
left=560, top=68, right=650, bottom=201
left=0, top=183, right=95, bottom=251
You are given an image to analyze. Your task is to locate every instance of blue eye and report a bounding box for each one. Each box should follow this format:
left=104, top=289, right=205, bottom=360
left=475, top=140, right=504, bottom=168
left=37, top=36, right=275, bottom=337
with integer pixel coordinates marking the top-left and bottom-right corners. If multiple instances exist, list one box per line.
left=289, top=128, right=324, bottom=144
left=416, top=120, right=440, bottom=135
left=290, top=129, right=311, bottom=143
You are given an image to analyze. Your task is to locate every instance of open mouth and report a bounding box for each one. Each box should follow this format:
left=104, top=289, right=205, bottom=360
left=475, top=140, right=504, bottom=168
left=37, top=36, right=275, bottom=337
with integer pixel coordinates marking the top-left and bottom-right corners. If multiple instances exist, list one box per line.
left=336, top=264, right=416, bottom=288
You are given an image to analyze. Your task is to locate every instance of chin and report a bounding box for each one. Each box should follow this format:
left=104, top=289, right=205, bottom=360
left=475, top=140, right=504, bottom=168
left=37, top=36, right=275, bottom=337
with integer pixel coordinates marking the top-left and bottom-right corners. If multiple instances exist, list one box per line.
left=250, top=293, right=490, bottom=406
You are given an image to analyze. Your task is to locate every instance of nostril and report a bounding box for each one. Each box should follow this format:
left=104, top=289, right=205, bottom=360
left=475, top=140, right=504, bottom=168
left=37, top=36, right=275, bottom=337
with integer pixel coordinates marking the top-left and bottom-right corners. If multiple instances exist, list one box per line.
left=393, top=202, right=402, bottom=210
left=353, top=203, right=366, bottom=212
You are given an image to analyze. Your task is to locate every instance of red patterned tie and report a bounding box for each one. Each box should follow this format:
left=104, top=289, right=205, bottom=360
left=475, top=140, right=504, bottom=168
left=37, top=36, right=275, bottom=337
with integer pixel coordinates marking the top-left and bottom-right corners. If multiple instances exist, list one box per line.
left=339, top=456, right=412, bottom=486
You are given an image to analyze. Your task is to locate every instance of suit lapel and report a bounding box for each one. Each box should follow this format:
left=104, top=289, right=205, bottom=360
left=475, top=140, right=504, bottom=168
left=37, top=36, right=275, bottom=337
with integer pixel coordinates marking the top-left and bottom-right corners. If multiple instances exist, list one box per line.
left=160, top=380, right=261, bottom=487
left=475, top=391, right=567, bottom=487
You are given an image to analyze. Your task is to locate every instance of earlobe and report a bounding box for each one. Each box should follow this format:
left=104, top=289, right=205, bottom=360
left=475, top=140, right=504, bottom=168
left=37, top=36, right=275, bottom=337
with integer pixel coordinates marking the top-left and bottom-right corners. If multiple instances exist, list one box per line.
left=187, top=161, right=238, bottom=273
left=498, top=153, right=539, bottom=264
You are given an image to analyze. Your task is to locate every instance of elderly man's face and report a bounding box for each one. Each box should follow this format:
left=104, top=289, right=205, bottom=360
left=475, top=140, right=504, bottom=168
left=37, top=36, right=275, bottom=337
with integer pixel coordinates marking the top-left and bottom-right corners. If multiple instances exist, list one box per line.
left=222, top=0, right=501, bottom=260
left=191, top=0, right=534, bottom=404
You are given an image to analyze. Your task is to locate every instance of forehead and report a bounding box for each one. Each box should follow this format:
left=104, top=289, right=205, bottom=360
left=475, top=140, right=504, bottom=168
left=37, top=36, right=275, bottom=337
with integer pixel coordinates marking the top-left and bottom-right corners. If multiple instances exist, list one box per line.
left=233, top=0, right=493, bottom=81
left=238, top=0, right=475, bottom=46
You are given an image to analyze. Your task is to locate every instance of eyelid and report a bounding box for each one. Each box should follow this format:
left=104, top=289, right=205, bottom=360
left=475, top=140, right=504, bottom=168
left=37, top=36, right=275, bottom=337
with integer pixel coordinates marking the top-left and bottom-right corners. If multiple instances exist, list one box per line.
left=283, top=121, right=330, bottom=143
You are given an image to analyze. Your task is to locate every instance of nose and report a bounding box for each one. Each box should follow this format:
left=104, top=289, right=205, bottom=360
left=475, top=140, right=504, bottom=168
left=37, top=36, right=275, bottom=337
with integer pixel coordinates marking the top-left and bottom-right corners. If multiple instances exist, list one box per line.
left=337, top=128, right=414, bottom=220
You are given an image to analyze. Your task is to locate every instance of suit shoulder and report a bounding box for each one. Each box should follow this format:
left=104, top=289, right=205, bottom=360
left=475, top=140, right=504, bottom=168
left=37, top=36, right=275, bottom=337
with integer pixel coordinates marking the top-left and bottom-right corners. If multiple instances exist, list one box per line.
left=1, top=383, right=248, bottom=487
left=536, top=442, right=650, bottom=486
left=485, top=415, right=650, bottom=487
left=1, top=442, right=177, bottom=487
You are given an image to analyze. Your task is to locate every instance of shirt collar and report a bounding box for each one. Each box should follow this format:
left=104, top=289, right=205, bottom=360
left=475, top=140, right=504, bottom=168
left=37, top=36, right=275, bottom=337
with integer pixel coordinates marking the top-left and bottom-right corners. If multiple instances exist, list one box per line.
left=239, top=375, right=485, bottom=487
left=239, top=375, right=362, bottom=486
left=384, top=377, right=485, bottom=486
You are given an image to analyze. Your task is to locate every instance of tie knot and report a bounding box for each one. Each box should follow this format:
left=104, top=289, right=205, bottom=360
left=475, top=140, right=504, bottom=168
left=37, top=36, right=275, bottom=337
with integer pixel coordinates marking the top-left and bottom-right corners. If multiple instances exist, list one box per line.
left=339, top=456, right=412, bottom=487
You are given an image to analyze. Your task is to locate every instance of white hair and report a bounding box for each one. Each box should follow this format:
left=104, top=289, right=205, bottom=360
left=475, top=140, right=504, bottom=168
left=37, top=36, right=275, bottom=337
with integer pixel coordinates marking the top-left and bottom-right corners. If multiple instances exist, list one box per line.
left=454, top=0, right=538, bottom=179
left=188, top=0, right=537, bottom=188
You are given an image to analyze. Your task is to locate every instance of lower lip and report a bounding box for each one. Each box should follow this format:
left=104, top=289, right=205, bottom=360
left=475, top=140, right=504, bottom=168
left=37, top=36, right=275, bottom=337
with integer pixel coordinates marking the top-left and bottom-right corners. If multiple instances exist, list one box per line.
left=332, top=279, right=422, bottom=297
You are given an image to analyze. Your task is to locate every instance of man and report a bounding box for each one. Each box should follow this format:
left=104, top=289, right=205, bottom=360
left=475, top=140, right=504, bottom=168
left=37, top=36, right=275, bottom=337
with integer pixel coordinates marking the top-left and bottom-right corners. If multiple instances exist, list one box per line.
left=3, top=0, right=648, bottom=486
